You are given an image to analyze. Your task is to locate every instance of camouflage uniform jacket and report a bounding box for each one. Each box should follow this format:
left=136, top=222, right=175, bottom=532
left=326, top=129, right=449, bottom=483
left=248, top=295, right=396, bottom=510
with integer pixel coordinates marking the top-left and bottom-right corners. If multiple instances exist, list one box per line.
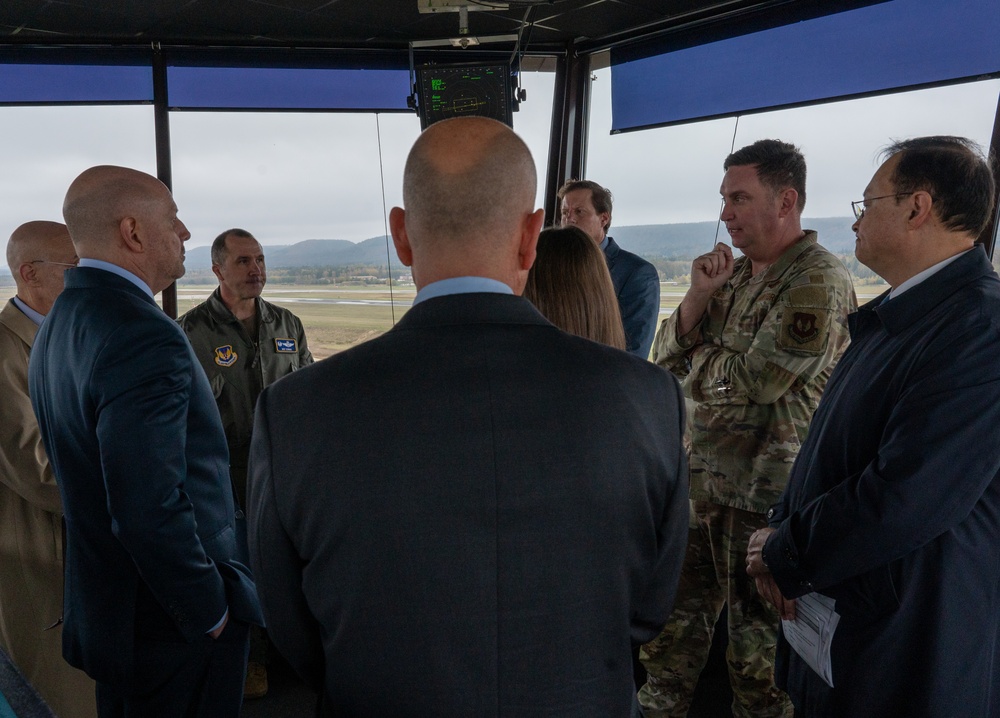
left=652, top=231, right=855, bottom=513
left=178, top=288, right=313, bottom=504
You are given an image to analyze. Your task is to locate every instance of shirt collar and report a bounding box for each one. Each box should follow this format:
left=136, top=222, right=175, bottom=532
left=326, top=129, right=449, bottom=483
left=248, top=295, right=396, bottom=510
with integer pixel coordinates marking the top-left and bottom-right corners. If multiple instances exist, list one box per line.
left=413, top=277, right=513, bottom=305
left=859, top=244, right=993, bottom=336
left=888, top=248, right=973, bottom=301
left=11, top=296, right=45, bottom=326
left=78, top=258, right=154, bottom=299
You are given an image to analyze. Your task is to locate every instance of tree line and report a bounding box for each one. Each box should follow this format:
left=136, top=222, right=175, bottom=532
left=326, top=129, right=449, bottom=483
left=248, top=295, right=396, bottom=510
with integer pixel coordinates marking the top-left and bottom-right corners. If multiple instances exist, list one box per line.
left=177, top=256, right=888, bottom=287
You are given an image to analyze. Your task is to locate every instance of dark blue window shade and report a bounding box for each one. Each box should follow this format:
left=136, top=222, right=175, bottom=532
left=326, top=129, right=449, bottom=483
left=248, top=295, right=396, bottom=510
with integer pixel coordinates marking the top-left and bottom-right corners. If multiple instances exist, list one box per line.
left=0, top=64, right=152, bottom=103
left=610, top=0, right=1000, bottom=133
left=167, top=66, right=412, bottom=110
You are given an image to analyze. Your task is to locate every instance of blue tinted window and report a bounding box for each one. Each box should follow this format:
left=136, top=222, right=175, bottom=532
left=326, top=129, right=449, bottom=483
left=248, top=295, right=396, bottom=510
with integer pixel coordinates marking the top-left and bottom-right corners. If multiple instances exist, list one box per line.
left=0, top=64, right=152, bottom=103
left=167, top=66, right=411, bottom=111
left=611, top=0, right=1000, bottom=132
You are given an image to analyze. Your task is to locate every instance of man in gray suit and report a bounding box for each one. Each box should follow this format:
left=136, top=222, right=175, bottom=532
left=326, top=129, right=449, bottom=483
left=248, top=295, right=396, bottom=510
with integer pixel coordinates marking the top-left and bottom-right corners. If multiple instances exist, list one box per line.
left=248, top=116, right=689, bottom=716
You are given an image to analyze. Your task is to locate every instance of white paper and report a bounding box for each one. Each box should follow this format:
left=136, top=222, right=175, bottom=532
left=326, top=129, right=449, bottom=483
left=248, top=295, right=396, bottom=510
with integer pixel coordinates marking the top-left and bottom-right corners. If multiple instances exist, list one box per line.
left=781, top=591, right=840, bottom=688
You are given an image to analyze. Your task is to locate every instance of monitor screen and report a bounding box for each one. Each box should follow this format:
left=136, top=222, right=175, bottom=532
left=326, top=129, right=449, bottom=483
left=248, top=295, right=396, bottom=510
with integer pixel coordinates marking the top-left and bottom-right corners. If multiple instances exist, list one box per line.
left=416, top=64, right=512, bottom=129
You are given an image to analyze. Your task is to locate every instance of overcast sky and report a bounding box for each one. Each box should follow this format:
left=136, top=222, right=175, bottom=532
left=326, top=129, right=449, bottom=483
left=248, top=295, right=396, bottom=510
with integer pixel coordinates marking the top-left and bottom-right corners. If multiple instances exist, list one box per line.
left=1, top=69, right=998, bottom=270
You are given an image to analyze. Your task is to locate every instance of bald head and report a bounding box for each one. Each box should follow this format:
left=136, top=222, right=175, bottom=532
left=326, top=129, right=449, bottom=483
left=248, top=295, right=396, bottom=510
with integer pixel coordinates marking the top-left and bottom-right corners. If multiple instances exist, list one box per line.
left=390, top=117, right=543, bottom=290
left=63, top=166, right=165, bottom=250
left=7, top=220, right=76, bottom=315
left=62, top=165, right=190, bottom=294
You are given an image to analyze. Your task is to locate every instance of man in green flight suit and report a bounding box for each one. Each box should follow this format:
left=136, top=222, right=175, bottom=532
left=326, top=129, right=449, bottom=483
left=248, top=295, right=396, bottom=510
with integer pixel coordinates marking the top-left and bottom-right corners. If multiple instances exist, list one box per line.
left=638, top=140, right=856, bottom=717
left=179, top=227, right=313, bottom=699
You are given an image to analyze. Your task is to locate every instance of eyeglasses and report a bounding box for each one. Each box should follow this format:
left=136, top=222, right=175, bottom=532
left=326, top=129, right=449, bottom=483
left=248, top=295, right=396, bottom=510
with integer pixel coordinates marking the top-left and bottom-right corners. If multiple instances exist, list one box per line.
left=851, top=192, right=916, bottom=221
left=31, top=259, right=79, bottom=268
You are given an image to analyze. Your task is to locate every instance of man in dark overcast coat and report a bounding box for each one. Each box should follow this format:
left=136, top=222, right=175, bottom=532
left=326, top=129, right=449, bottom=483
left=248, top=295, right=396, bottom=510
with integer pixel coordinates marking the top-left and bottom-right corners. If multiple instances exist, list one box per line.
left=248, top=116, right=689, bottom=717
left=747, top=136, right=1000, bottom=717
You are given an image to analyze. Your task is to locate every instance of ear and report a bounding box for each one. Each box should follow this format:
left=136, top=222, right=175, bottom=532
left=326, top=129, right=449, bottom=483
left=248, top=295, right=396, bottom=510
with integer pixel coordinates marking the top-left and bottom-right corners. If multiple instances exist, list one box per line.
left=777, top=188, right=798, bottom=218
left=906, top=190, right=935, bottom=229
left=599, top=211, right=611, bottom=233
left=388, top=207, right=413, bottom=267
left=119, top=216, right=143, bottom=253
left=517, top=208, right=545, bottom=271
left=17, top=262, right=38, bottom=286
left=211, top=264, right=224, bottom=283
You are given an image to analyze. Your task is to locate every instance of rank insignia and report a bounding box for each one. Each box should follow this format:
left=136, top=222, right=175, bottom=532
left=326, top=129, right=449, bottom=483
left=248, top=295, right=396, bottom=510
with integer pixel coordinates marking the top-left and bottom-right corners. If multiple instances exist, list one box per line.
left=214, top=345, right=238, bottom=367
left=275, top=338, right=297, bottom=353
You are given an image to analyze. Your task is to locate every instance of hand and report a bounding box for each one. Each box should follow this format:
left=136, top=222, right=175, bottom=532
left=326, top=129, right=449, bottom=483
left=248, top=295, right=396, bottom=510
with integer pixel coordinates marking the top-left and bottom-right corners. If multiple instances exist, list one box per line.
left=745, top=527, right=776, bottom=578
left=746, top=527, right=796, bottom=620
left=690, top=243, right=735, bottom=296
left=754, top=573, right=797, bottom=621
left=676, top=243, right=735, bottom=335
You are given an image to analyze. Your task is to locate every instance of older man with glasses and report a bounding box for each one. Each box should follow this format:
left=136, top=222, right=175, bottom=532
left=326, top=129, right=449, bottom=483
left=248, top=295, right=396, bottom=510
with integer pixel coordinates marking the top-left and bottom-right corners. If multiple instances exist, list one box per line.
left=0, top=221, right=95, bottom=718
left=748, top=136, right=1000, bottom=717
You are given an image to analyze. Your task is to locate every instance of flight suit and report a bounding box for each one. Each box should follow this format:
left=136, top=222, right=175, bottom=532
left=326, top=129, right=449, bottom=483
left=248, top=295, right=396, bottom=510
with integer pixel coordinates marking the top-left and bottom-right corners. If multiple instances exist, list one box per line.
left=179, top=288, right=313, bottom=506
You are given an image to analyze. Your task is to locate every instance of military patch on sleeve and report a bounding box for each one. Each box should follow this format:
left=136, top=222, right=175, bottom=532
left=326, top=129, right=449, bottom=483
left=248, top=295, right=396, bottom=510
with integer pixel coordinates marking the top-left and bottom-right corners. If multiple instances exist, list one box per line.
left=788, top=312, right=821, bottom=342
left=274, top=338, right=297, bottom=353
left=214, top=345, right=238, bottom=367
left=777, top=286, right=832, bottom=354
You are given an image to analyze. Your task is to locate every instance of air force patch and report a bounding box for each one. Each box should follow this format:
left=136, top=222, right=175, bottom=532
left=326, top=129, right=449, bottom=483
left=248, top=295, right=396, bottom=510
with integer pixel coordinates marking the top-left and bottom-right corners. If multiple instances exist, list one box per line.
left=789, top=312, right=820, bottom=344
left=777, top=286, right=833, bottom=354
left=214, top=345, right=238, bottom=367
left=275, top=338, right=297, bottom=353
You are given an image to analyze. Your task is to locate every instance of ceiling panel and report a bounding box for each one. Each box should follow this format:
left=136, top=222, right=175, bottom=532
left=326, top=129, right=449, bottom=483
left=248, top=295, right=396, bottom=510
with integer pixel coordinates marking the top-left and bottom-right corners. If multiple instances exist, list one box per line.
left=0, top=0, right=812, bottom=53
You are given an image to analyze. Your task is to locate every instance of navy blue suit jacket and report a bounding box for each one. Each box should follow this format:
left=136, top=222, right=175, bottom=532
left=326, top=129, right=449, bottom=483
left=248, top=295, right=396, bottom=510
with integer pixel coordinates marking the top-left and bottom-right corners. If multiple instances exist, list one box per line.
left=28, top=267, right=262, bottom=687
left=765, top=246, right=1000, bottom=717
left=604, top=236, right=660, bottom=359
left=248, top=292, right=688, bottom=716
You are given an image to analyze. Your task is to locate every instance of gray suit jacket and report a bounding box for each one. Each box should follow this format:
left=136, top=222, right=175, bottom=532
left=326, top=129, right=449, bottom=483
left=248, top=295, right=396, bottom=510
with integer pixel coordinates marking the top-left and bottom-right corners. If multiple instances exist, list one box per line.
left=248, top=291, right=688, bottom=716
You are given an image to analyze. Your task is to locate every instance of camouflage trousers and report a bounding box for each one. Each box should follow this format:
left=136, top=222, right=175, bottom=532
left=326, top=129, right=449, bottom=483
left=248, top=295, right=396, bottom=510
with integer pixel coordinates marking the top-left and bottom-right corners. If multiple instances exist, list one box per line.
left=638, top=500, right=792, bottom=718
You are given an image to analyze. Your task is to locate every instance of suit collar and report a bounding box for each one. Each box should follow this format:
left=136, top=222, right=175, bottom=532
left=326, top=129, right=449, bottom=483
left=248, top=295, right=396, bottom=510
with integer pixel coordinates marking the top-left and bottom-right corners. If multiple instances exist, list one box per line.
left=64, top=266, right=158, bottom=306
left=77, top=258, right=153, bottom=299
left=394, top=292, right=553, bottom=332
left=603, top=235, right=620, bottom=263
left=0, top=298, right=39, bottom=348
left=854, top=244, right=994, bottom=336
left=11, top=296, right=44, bottom=327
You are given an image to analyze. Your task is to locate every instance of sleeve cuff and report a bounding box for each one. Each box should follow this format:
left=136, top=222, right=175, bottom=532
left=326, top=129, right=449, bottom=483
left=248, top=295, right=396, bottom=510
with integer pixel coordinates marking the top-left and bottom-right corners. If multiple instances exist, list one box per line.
left=655, top=313, right=699, bottom=359
left=763, top=524, right=814, bottom=599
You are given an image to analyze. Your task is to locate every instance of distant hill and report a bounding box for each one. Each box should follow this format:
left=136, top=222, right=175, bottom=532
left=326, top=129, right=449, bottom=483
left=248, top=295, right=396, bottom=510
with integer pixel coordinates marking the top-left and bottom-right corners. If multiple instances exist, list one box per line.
left=184, top=235, right=394, bottom=271
left=183, top=216, right=859, bottom=271
left=612, top=216, right=858, bottom=258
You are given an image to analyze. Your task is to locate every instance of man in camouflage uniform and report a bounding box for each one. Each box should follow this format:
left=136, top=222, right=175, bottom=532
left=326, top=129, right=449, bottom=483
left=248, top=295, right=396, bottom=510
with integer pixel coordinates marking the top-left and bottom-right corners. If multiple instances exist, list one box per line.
left=639, top=139, right=856, bottom=717
left=179, top=227, right=312, bottom=699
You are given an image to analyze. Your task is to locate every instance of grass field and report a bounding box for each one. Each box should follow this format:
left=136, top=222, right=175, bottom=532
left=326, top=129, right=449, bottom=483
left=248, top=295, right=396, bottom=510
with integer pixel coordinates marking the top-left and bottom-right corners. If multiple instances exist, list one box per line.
left=177, top=285, right=416, bottom=359
left=2, top=281, right=887, bottom=361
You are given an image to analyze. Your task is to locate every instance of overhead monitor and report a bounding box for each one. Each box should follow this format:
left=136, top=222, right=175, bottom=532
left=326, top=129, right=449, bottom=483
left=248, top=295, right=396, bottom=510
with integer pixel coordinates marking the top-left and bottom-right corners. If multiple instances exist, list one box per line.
left=416, top=64, right=512, bottom=129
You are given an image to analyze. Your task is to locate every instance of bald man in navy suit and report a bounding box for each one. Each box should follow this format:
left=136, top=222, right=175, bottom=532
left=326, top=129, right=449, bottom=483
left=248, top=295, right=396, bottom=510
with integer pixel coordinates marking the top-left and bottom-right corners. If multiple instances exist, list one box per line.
left=29, top=166, right=263, bottom=718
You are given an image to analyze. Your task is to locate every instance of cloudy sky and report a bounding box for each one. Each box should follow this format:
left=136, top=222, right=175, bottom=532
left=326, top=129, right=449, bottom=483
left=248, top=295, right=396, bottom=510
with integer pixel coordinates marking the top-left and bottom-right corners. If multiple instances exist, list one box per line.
left=1, top=68, right=998, bottom=270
